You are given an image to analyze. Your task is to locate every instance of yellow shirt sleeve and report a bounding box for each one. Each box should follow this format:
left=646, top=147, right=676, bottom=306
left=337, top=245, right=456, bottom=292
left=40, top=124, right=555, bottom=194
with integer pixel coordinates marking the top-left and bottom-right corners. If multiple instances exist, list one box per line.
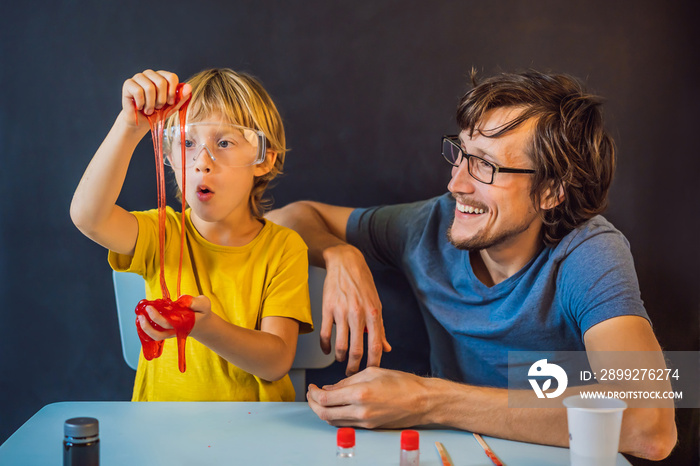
left=260, top=231, right=313, bottom=334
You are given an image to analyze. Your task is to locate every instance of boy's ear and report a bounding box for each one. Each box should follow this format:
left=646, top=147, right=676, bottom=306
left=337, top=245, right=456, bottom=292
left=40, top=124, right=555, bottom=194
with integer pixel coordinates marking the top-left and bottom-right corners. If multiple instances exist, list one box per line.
left=254, top=150, right=277, bottom=177
left=539, top=182, right=565, bottom=210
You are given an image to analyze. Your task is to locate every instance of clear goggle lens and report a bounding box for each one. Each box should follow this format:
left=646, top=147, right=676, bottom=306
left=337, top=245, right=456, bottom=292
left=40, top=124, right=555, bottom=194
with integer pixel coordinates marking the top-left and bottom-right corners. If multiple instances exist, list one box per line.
left=163, top=122, right=266, bottom=168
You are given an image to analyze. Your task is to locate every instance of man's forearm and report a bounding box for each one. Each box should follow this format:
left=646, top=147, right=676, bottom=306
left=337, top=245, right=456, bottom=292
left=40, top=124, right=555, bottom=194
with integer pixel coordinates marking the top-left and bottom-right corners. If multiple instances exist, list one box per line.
left=424, top=378, right=568, bottom=446
left=266, top=201, right=350, bottom=267
left=423, top=378, right=675, bottom=460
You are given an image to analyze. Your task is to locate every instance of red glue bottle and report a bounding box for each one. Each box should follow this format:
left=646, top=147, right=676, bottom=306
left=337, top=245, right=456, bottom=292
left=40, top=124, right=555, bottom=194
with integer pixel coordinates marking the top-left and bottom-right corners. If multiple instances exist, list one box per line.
left=400, top=430, right=420, bottom=465
left=336, top=427, right=355, bottom=460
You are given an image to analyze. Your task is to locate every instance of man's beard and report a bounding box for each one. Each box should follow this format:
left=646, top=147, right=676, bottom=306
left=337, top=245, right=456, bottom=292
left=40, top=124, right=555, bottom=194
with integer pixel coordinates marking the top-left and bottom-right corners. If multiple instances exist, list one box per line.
left=446, top=214, right=533, bottom=251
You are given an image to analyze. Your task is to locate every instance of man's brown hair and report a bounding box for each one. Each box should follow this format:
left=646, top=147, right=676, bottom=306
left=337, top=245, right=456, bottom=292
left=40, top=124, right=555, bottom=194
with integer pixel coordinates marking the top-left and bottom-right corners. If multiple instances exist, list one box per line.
left=456, top=69, right=616, bottom=245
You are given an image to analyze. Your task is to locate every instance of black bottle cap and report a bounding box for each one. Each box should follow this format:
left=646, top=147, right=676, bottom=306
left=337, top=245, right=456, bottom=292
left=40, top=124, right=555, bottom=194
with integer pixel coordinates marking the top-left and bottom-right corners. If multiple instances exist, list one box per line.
left=64, top=417, right=99, bottom=438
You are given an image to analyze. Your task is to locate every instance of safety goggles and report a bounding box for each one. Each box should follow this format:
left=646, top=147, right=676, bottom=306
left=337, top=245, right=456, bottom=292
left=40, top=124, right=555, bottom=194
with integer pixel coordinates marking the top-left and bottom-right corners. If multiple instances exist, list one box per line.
left=163, top=122, right=267, bottom=168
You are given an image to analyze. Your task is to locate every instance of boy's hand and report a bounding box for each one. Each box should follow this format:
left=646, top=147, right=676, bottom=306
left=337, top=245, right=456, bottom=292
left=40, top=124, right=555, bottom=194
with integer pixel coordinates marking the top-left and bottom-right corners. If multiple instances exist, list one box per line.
left=137, top=304, right=176, bottom=341
left=121, top=69, right=192, bottom=128
left=137, top=295, right=212, bottom=341
left=189, top=295, right=214, bottom=336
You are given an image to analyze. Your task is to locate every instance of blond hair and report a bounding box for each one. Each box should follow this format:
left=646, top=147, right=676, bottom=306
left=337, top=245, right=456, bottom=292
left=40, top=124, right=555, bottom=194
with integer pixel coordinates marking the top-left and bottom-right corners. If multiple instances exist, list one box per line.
left=169, top=68, right=286, bottom=218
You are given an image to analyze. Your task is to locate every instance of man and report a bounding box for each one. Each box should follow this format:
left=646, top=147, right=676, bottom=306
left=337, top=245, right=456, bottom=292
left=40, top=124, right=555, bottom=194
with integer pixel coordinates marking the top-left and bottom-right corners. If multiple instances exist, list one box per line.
left=266, top=70, right=676, bottom=460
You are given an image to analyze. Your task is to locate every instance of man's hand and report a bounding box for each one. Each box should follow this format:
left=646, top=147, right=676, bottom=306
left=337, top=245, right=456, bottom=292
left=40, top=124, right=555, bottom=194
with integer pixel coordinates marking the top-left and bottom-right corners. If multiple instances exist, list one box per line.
left=266, top=201, right=391, bottom=375
left=322, top=245, right=392, bottom=375
left=307, top=367, right=433, bottom=429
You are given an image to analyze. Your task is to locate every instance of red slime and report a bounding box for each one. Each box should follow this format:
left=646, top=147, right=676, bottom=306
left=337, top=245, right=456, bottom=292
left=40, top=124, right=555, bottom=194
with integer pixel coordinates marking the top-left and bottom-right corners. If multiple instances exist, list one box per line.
left=135, top=295, right=194, bottom=372
left=133, top=83, right=195, bottom=373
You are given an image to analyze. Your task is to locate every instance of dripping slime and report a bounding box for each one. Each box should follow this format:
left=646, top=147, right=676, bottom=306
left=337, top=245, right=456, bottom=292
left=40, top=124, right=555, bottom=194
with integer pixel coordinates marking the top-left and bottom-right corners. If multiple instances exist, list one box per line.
left=133, top=83, right=195, bottom=373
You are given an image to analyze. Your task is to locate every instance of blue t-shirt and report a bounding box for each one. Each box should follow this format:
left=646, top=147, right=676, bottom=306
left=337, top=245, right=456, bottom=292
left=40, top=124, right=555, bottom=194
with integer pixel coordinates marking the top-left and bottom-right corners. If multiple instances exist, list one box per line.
left=346, top=193, right=649, bottom=388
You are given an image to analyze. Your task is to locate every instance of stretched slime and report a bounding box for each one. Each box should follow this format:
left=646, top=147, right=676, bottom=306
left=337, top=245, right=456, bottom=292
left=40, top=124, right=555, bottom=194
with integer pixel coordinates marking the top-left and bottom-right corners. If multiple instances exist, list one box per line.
left=133, top=84, right=195, bottom=372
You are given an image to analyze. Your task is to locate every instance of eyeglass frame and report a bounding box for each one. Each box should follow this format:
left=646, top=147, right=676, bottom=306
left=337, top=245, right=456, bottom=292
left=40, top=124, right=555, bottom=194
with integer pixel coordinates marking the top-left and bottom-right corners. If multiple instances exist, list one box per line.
left=441, top=135, right=535, bottom=185
left=163, top=122, right=267, bottom=168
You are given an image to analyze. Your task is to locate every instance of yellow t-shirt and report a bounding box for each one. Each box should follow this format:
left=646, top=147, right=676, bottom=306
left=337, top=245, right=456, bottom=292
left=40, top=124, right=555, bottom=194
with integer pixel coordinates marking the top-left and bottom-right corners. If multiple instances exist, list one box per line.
left=108, top=207, right=313, bottom=402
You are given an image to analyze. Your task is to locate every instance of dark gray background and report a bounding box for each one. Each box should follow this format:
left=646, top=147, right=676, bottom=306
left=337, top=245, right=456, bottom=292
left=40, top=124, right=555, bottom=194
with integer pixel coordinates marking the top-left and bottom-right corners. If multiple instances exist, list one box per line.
left=1, top=1, right=698, bottom=464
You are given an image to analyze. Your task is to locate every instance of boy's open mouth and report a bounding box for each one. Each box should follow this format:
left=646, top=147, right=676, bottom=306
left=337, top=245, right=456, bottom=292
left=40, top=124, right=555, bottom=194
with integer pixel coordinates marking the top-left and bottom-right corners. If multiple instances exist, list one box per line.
left=196, top=184, right=214, bottom=201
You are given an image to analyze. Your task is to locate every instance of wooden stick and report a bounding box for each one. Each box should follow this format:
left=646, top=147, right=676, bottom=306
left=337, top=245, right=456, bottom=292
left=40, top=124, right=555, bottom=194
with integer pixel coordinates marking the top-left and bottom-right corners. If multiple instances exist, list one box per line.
left=473, top=433, right=504, bottom=466
left=434, top=441, right=454, bottom=466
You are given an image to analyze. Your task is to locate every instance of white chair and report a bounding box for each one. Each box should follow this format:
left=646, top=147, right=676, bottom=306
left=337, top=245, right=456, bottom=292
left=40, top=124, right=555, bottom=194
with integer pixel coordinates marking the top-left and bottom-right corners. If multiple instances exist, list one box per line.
left=112, top=266, right=335, bottom=401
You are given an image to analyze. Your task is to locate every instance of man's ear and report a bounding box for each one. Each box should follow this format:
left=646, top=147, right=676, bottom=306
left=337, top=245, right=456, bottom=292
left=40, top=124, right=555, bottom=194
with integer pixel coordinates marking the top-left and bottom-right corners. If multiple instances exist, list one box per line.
left=540, top=182, right=565, bottom=210
left=254, top=150, right=277, bottom=177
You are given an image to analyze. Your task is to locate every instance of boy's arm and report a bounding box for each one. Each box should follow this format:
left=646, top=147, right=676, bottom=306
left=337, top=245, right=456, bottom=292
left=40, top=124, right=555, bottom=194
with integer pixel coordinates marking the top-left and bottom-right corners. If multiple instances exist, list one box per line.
left=139, top=296, right=300, bottom=382
left=70, top=113, right=143, bottom=255
left=266, top=202, right=391, bottom=375
left=194, top=301, right=301, bottom=382
left=70, top=70, right=190, bottom=255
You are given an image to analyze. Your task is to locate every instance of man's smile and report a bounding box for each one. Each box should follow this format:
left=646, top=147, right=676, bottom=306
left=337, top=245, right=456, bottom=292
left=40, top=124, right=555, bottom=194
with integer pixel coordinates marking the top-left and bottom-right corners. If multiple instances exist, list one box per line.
left=456, top=200, right=486, bottom=214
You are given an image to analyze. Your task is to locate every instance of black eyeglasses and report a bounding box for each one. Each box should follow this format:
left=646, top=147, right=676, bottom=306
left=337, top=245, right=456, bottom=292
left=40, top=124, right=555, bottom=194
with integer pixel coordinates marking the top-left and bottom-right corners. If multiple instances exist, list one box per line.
left=441, top=135, right=535, bottom=185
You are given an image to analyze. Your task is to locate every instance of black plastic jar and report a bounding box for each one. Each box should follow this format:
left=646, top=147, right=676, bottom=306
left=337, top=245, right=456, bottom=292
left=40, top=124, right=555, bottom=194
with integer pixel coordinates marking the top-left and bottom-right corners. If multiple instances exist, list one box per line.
left=63, top=417, right=99, bottom=466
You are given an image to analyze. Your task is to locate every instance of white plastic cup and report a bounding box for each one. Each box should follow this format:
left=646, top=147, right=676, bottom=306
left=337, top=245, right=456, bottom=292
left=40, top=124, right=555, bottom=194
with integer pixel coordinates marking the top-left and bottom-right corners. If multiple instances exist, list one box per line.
left=563, top=395, right=627, bottom=466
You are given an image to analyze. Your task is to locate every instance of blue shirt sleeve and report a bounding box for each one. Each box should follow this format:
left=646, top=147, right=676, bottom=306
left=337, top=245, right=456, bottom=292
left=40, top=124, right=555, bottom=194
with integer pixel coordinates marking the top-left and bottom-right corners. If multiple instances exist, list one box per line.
left=346, top=206, right=404, bottom=269
left=556, top=220, right=650, bottom=338
left=346, top=198, right=439, bottom=269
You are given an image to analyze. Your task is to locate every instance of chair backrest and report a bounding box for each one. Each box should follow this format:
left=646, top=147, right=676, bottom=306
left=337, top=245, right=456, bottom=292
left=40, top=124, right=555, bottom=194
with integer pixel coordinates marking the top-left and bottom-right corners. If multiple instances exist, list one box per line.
left=112, top=267, right=335, bottom=400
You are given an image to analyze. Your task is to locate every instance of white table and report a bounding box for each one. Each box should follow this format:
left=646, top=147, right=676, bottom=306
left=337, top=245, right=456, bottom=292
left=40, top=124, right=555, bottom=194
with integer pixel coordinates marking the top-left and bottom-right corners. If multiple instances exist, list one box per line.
left=0, top=401, right=632, bottom=465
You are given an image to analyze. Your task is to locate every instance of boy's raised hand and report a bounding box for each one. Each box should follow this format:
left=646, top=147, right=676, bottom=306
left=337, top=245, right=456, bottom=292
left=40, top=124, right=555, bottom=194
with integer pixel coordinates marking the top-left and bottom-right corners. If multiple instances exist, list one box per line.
left=121, top=69, right=192, bottom=128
